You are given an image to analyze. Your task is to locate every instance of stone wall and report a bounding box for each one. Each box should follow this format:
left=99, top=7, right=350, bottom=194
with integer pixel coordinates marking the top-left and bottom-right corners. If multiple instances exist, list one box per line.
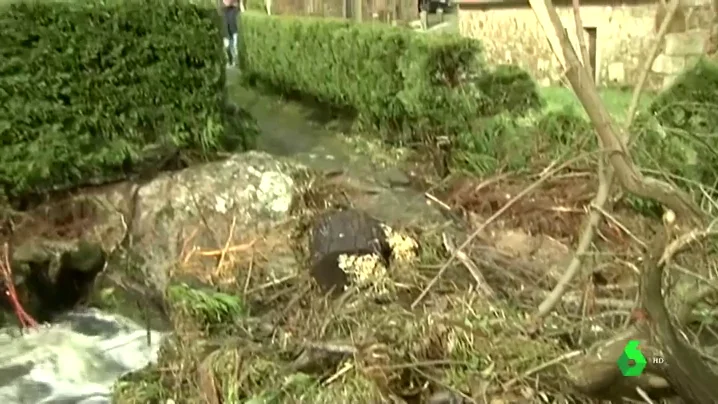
left=653, top=30, right=708, bottom=87
left=458, top=0, right=714, bottom=89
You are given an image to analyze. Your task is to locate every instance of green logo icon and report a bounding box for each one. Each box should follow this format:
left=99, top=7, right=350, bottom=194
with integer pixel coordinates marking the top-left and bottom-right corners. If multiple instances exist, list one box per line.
left=617, top=340, right=647, bottom=376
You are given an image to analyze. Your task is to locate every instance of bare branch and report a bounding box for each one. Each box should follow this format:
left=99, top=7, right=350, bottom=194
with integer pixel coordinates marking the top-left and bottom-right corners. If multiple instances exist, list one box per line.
left=528, top=0, right=704, bottom=221
left=536, top=160, right=609, bottom=317
left=626, top=0, right=680, bottom=143
left=531, top=0, right=703, bottom=321
left=571, top=0, right=592, bottom=81
left=640, top=232, right=718, bottom=403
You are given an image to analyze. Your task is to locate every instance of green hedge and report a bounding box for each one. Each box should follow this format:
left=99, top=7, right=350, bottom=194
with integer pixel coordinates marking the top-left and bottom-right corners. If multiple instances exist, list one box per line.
left=240, top=12, right=484, bottom=143
left=473, top=64, right=545, bottom=116
left=0, top=0, right=257, bottom=198
left=640, top=59, right=718, bottom=189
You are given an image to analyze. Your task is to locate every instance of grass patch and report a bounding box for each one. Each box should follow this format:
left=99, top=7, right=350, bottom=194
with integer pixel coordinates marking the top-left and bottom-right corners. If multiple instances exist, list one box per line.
left=450, top=85, right=660, bottom=177
left=541, top=86, right=653, bottom=121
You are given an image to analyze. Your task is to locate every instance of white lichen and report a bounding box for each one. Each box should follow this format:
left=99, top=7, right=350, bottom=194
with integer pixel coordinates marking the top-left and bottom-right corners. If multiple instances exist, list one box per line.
left=213, top=194, right=229, bottom=214
left=380, top=224, right=419, bottom=264
left=337, top=253, right=392, bottom=298
left=257, top=171, right=293, bottom=213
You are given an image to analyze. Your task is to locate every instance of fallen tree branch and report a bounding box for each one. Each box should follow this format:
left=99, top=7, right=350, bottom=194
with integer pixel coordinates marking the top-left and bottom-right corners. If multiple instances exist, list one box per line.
left=568, top=324, right=675, bottom=401
left=640, top=230, right=718, bottom=403
left=535, top=164, right=608, bottom=318
left=568, top=218, right=718, bottom=401
left=658, top=219, right=718, bottom=265
left=532, top=0, right=698, bottom=321
left=530, top=0, right=704, bottom=221
left=441, top=233, right=495, bottom=297
left=412, top=154, right=590, bottom=308
left=658, top=218, right=718, bottom=323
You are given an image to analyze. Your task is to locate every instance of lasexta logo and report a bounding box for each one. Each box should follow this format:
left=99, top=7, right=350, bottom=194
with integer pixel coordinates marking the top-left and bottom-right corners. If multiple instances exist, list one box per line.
left=617, top=340, right=647, bottom=377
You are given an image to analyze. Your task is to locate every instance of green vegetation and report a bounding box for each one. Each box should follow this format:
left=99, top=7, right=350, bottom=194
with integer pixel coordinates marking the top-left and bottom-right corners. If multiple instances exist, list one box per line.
left=167, top=283, right=247, bottom=329
left=5, top=3, right=718, bottom=402
left=473, top=64, right=545, bottom=117
left=241, top=12, right=544, bottom=145
left=540, top=85, right=648, bottom=120
left=241, top=12, right=480, bottom=141
left=452, top=78, right=708, bottom=186
left=642, top=59, right=718, bottom=190
left=0, top=0, right=257, bottom=198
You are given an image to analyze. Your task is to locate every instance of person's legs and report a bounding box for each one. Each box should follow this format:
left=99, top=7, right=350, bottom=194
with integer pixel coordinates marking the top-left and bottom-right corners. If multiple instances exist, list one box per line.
left=223, top=7, right=239, bottom=66
left=229, top=33, right=238, bottom=66
left=223, top=37, right=230, bottom=55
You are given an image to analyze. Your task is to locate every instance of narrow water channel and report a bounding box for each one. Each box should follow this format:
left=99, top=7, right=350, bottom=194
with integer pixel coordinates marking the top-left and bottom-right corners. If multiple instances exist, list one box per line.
left=228, top=72, right=361, bottom=173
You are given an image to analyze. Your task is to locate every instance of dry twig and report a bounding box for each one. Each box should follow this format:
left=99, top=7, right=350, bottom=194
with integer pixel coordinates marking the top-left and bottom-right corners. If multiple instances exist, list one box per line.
left=0, top=242, right=38, bottom=329
left=214, top=215, right=237, bottom=276
left=412, top=154, right=590, bottom=308
left=501, top=349, right=582, bottom=391
left=441, top=232, right=495, bottom=297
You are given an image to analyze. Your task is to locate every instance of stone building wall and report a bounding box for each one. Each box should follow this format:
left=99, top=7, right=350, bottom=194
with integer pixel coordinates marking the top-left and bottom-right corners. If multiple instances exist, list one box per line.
left=654, top=29, right=709, bottom=87
left=457, top=0, right=714, bottom=89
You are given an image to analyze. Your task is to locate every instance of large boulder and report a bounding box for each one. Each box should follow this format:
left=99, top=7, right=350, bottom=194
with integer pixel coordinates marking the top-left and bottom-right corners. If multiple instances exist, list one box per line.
left=127, top=151, right=301, bottom=292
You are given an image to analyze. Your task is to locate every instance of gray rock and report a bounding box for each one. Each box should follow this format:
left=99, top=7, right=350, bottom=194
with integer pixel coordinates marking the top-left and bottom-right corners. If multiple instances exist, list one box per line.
left=127, top=151, right=305, bottom=291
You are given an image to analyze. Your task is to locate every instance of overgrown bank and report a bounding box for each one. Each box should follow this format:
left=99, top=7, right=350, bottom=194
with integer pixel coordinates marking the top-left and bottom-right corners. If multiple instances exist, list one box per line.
left=0, top=0, right=258, bottom=200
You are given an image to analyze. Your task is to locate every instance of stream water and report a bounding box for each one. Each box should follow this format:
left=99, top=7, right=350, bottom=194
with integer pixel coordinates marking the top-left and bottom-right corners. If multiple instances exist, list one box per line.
left=231, top=75, right=361, bottom=172
left=0, top=309, right=163, bottom=403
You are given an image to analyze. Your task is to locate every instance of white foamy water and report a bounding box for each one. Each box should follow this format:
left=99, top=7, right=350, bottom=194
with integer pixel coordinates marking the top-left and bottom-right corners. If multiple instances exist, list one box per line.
left=0, top=309, right=164, bottom=404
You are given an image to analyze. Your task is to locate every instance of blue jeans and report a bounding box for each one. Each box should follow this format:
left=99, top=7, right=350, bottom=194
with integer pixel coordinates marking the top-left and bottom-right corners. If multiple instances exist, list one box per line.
left=224, top=34, right=238, bottom=65
left=223, top=7, right=239, bottom=65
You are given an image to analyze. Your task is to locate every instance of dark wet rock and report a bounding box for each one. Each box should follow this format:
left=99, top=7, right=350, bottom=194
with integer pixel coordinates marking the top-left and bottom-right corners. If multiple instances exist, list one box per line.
left=55, top=309, right=129, bottom=338
left=0, top=363, right=33, bottom=388
left=5, top=240, right=106, bottom=324
left=309, top=209, right=391, bottom=293
left=382, top=167, right=412, bottom=187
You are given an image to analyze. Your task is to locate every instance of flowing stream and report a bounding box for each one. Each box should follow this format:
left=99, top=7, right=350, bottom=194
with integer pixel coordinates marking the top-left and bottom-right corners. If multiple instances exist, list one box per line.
left=0, top=309, right=163, bottom=404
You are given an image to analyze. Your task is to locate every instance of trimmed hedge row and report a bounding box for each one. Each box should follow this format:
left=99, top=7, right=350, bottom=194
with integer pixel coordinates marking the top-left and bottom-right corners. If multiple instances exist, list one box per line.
left=240, top=12, right=492, bottom=142
left=0, top=0, right=257, bottom=198
left=630, top=59, right=718, bottom=190
left=473, top=64, right=545, bottom=117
